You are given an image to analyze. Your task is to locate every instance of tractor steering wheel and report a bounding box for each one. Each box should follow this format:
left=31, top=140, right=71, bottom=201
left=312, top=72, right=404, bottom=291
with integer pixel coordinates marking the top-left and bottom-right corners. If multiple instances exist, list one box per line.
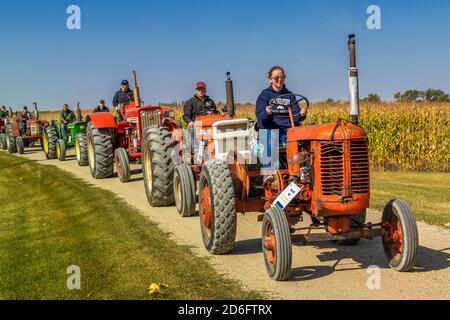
left=269, top=93, right=310, bottom=109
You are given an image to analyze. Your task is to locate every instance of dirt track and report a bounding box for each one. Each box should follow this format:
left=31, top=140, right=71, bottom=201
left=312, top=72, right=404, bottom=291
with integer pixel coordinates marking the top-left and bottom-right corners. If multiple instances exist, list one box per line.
left=7, top=147, right=450, bottom=300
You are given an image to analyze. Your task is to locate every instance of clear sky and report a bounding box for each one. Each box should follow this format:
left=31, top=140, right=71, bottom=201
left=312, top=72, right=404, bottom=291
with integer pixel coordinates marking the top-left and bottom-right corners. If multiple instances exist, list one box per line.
left=1, top=0, right=449, bottom=110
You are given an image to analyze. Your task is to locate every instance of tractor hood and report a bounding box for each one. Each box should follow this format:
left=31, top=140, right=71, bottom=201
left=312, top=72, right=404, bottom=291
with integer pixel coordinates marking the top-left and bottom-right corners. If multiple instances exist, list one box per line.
left=287, top=119, right=366, bottom=141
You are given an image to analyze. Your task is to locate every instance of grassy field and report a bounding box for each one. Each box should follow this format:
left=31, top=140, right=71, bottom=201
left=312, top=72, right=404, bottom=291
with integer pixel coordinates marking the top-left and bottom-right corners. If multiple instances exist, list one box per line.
left=371, top=170, right=450, bottom=227
left=0, top=152, right=262, bottom=300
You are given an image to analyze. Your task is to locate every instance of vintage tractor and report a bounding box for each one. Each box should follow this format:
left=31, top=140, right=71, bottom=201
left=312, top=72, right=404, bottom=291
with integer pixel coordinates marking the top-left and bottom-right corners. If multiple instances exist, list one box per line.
left=86, top=71, right=178, bottom=183
left=4, top=103, right=48, bottom=154
left=0, top=108, right=11, bottom=150
left=183, top=35, right=419, bottom=280
left=141, top=72, right=257, bottom=211
left=42, top=103, right=87, bottom=163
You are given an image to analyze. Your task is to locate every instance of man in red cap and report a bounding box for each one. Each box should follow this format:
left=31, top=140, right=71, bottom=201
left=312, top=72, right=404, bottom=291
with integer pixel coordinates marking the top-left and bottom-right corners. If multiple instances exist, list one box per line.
left=182, top=81, right=218, bottom=154
left=182, top=81, right=217, bottom=127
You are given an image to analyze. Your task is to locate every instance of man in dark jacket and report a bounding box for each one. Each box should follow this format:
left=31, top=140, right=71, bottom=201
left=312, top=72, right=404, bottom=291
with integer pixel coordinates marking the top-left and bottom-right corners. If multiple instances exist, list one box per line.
left=20, top=106, right=32, bottom=134
left=113, top=80, right=134, bottom=107
left=60, top=104, right=76, bottom=140
left=93, top=100, right=109, bottom=113
left=183, top=82, right=217, bottom=153
left=0, top=106, right=7, bottom=118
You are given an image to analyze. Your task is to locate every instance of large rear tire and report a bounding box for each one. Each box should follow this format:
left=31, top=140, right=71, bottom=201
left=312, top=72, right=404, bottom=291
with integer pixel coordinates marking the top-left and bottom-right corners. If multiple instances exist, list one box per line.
left=75, top=133, right=88, bottom=166
left=173, top=164, right=196, bottom=217
left=43, top=126, right=58, bottom=159
left=57, top=139, right=66, bottom=161
left=115, top=147, right=130, bottom=183
left=87, top=122, right=114, bottom=179
left=199, top=159, right=237, bottom=254
left=382, top=199, right=419, bottom=272
left=6, top=125, right=17, bottom=154
left=142, top=125, right=175, bottom=207
left=262, top=207, right=292, bottom=281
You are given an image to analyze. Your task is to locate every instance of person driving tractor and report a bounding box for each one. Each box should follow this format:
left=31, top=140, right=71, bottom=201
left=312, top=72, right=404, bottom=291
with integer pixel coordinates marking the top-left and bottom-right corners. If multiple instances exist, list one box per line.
left=20, top=106, right=32, bottom=134
left=255, top=66, right=309, bottom=169
left=113, top=80, right=134, bottom=121
left=60, top=104, right=76, bottom=140
left=183, top=81, right=218, bottom=152
left=0, top=106, right=7, bottom=118
left=93, top=99, right=109, bottom=113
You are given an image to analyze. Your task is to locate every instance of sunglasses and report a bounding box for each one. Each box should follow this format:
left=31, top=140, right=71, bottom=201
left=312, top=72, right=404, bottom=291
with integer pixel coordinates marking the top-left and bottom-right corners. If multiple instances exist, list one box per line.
left=271, top=76, right=286, bottom=82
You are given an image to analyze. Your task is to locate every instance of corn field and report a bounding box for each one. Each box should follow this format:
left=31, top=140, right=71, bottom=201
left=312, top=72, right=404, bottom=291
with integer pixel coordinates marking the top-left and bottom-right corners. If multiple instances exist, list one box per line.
left=40, top=102, right=450, bottom=171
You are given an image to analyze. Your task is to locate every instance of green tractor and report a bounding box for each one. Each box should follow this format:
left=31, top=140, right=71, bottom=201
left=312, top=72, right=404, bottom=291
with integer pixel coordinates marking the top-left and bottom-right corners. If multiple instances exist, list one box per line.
left=42, top=103, right=88, bottom=165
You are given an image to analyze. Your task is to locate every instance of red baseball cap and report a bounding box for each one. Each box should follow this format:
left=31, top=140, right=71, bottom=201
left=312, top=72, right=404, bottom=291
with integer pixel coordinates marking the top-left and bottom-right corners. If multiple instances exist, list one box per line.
left=196, top=81, right=206, bottom=89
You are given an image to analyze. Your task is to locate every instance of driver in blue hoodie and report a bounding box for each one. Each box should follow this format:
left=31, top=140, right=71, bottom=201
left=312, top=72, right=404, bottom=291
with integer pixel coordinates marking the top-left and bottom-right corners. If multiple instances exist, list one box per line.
left=256, top=66, right=308, bottom=142
left=255, top=66, right=308, bottom=168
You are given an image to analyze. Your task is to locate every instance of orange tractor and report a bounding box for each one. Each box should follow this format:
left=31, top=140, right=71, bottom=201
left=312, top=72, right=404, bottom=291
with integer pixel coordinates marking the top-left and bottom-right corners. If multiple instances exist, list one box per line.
left=157, top=35, right=419, bottom=280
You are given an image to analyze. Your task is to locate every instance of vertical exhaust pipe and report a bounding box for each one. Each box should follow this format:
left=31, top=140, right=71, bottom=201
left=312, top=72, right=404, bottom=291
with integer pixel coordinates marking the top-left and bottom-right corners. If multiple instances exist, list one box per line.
left=33, top=102, right=39, bottom=120
left=132, top=70, right=141, bottom=107
left=348, top=34, right=360, bottom=125
left=225, top=72, right=235, bottom=117
left=9, top=107, right=13, bottom=117
left=76, top=102, right=82, bottom=122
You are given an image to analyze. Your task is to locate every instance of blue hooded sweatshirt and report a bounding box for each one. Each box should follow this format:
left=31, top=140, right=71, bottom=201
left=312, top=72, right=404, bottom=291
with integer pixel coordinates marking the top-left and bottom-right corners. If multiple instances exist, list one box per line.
left=256, top=85, right=305, bottom=130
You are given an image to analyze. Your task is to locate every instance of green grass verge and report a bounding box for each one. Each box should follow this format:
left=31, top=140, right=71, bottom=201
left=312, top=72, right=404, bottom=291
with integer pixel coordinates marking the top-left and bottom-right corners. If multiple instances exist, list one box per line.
left=371, top=170, right=450, bottom=227
left=0, top=152, right=262, bottom=300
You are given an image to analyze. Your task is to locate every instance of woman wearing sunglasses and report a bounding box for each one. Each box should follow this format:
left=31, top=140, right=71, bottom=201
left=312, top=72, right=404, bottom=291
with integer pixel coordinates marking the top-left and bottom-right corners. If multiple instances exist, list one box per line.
left=256, top=66, right=308, bottom=142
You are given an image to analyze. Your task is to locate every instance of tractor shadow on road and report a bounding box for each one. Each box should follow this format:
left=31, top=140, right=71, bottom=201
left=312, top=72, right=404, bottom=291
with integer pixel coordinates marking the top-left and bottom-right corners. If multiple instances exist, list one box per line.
left=231, top=238, right=263, bottom=255
left=288, top=241, right=449, bottom=281
left=112, top=169, right=143, bottom=183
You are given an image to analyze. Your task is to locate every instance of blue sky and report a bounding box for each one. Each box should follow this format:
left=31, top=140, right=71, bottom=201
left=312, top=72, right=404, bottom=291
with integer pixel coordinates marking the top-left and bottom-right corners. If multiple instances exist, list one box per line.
left=0, top=0, right=449, bottom=110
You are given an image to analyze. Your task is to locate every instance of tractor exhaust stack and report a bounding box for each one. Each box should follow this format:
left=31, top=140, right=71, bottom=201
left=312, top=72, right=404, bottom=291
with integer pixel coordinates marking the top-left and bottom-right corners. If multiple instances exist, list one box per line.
left=348, top=34, right=360, bottom=125
left=225, top=72, right=235, bottom=117
left=33, top=102, right=39, bottom=120
left=76, top=102, right=82, bottom=122
left=9, top=107, right=13, bottom=117
left=132, top=70, right=141, bottom=108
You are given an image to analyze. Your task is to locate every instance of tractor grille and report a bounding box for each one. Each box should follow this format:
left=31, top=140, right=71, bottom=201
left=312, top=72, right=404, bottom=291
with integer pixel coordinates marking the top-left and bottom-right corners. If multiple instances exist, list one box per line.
left=320, top=141, right=344, bottom=196
left=30, top=124, right=40, bottom=135
left=350, top=139, right=370, bottom=194
left=140, top=109, right=161, bottom=130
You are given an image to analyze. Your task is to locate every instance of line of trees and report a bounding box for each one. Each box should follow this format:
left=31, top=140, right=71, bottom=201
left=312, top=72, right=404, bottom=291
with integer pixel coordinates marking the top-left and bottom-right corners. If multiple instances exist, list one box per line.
left=393, top=89, right=450, bottom=102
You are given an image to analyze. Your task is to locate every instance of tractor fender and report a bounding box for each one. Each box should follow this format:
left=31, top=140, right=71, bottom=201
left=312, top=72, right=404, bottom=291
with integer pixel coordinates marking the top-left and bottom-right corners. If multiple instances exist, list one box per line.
left=86, top=112, right=118, bottom=129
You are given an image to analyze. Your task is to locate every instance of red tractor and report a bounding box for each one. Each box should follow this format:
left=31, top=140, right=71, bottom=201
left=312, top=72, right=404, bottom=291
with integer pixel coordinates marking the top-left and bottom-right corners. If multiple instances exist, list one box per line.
left=4, top=103, right=48, bottom=154
left=155, top=35, right=419, bottom=281
left=86, top=71, right=179, bottom=184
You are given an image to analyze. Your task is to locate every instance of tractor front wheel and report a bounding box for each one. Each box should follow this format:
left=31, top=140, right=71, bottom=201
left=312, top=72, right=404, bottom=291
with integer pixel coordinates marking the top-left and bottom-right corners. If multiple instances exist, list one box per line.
left=173, top=164, right=196, bottom=217
left=381, top=199, right=419, bottom=272
left=43, top=126, right=58, bottom=159
left=199, top=159, right=237, bottom=254
left=87, top=122, right=114, bottom=179
left=142, top=125, right=175, bottom=207
left=57, top=139, right=66, bottom=161
left=75, top=133, right=88, bottom=166
left=115, top=147, right=130, bottom=183
left=16, top=136, right=25, bottom=154
left=0, top=133, right=7, bottom=150
left=262, top=207, right=292, bottom=281
left=6, top=125, right=17, bottom=154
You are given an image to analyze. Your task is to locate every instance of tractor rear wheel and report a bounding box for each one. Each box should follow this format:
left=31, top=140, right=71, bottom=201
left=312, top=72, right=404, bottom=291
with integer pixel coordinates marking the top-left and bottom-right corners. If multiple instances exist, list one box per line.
left=173, top=164, right=196, bottom=217
left=338, top=210, right=367, bottom=246
left=0, top=133, right=7, bottom=150
left=16, top=136, right=25, bottom=154
left=43, top=126, right=58, bottom=159
left=199, top=159, right=237, bottom=254
left=75, top=133, right=88, bottom=166
left=262, top=207, right=292, bottom=281
left=142, top=125, right=175, bottom=207
left=57, top=139, right=66, bottom=161
left=115, top=147, right=130, bottom=183
left=381, top=199, right=418, bottom=272
left=6, top=125, right=17, bottom=154
left=87, top=122, right=114, bottom=179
